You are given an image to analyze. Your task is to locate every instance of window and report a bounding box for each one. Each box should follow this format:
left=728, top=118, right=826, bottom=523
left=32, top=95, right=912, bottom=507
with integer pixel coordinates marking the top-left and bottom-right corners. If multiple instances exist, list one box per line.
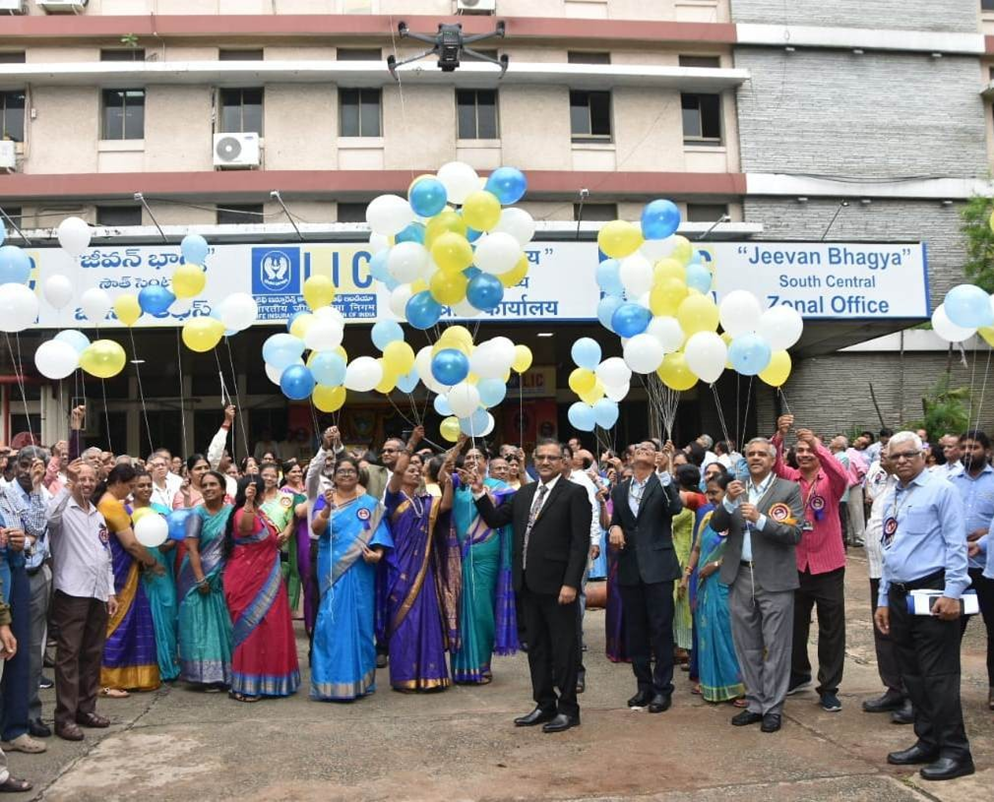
left=679, top=55, right=721, bottom=69
left=217, top=204, right=263, bottom=225
left=457, top=89, right=498, bottom=139
left=96, top=206, right=142, bottom=227
left=985, top=0, right=994, bottom=11
left=0, top=91, right=25, bottom=142
left=568, top=52, right=611, bottom=65
left=570, top=90, right=612, bottom=141
left=101, top=49, right=145, bottom=61
left=219, top=88, right=263, bottom=135
left=337, top=202, right=368, bottom=223
left=1, top=207, right=22, bottom=232
left=102, top=89, right=145, bottom=140
left=681, top=93, right=722, bottom=144
left=686, top=203, right=729, bottom=223
left=0, top=53, right=26, bottom=64
left=574, top=203, right=617, bottom=222
left=337, top=48, right=381, bottom=60
left=219, top=49, right=264, bottom=61
left=339, top=88, right=381, bottom=137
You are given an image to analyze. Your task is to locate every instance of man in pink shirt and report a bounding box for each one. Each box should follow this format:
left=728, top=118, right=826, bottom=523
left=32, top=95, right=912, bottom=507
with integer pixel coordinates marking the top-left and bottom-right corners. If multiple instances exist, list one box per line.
left=771, top=415, right=850, bottom=713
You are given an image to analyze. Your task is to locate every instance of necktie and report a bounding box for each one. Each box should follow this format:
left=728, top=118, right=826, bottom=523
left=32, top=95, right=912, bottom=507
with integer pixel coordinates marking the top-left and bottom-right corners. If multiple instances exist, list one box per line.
left=522, top=483, right=549, bottom=570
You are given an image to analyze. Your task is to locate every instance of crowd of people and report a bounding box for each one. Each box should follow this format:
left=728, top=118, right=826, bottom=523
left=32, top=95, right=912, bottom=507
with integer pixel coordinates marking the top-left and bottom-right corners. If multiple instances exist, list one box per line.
left=0, top=405, right=990, bottom=791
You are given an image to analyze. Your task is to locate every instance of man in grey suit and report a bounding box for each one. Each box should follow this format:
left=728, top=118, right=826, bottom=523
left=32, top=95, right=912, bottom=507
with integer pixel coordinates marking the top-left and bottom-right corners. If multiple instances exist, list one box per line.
left=710, top=437, right=804, bottom=733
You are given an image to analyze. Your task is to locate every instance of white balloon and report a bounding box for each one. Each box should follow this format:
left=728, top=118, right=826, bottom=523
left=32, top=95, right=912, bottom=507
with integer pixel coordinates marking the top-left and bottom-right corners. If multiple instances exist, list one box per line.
left=757, top=305, right=804, bottom=351
left=57, top=216, right=92, bottom=258
left=604, top=381, right=630, bottom=402
left=684, top=331, right=727, bottom=384
left=304, top=318, right=344, bottom=351
left=415, top=345, right=447, bottom=394
left=34, top=340, right=79, bottom=379
left=389, top=284, right=414, bottom=320
left=343, top=356, right=383, bottom=392
left=44, top=275, right=74, bottom=310
left=596, top=357, right=632, bottom=388
left=387, top=241, right=430, bottom=284
left=493, top=207, right=536, bottom=246
left=931, top=303, right=976, bottom=343
left=619, top=253, right=654, bottom=298
left=218, top=293, right=257, bottom=332
left=640, top=237, right=673, bottom=262
left=469, top=343, right=505, bottom=380
left=623, top=333, right=665, bottom=374
left=489, top=336, right=516, bottom=368
left=0, top=284, right=39, bottom=332
left=313, top=305, right=345, bottom=326
left=80, top=287, right=112, bottom=322
left=134, top=514, right=168, bottom=548
left=719, top=290, right=763, bottom=337
left=436, top=161, right=480, bottom=205
left=448, top=381, right=481, bottom=418
left=646, top=316, right=685, bottom=353
left=474, top=232, right=521, bottom=275
left=366, top=194, right=415, bottom=237
left=450, top=298, right=482, bottom=318
left=267, top=358, right=302, bottom=385
left=369, top=232, right=392, bottom=252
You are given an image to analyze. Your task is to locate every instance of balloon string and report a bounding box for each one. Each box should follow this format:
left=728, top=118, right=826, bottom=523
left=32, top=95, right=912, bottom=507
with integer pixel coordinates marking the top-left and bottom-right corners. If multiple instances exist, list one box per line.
left=711, top=383, right=732, bottom=447
left=739, top=377, right=753, bottom=444
left=4, top=333, right=33, bottom=442
left=99, top=377, right=112, bottom=455
left=128, top=327, right=154, bottom=458
left=518, top=380, right=523, bottom=449
left=224, top=337, right=251, bottom=461
left=778, top=386, right=792, bottom=415
left=175, top=328, right=189, bottom=457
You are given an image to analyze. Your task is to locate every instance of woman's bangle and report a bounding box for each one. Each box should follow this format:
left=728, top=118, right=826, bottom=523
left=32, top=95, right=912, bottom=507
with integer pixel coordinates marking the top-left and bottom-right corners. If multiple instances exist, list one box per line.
left=196, top=577, right=208, bottom=586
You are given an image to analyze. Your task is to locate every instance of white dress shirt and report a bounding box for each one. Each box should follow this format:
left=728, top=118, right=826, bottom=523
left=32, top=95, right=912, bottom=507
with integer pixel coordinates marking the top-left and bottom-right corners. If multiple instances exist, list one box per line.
left=47, top=489, right=114, bottom=601
left=864, top=474, right=896, bottom=580
left=569, top=469, right=602, bottom=547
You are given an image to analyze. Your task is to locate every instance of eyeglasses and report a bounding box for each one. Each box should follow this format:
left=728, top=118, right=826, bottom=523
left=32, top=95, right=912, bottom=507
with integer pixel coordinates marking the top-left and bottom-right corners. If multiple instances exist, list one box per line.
left=890, top=451, right=921, bottom=462
left=534, top=454, right=562, bottom=462
left=381, top=447, right=399, bottom=454
left=336, top=469, right=357, bottom=476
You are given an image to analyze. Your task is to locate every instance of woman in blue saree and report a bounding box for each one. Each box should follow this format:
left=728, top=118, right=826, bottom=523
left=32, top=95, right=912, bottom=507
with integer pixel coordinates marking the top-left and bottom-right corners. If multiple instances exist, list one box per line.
left=309, top=457, right=392, bottom=701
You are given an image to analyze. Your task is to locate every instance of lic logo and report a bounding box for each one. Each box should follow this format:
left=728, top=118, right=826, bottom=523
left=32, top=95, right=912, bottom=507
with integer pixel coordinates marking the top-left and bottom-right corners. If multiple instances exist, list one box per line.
left=252, top=247, right=300, bottom=294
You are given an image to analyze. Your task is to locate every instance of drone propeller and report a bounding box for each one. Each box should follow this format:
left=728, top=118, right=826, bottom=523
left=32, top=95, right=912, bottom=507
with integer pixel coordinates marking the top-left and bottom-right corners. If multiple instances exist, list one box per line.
left=386, top=20, right=509, bottom=81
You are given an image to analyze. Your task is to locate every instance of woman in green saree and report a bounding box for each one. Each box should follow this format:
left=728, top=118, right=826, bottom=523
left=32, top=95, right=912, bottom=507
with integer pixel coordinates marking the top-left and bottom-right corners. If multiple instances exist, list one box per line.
left=258, top=462, right=302, bottom=609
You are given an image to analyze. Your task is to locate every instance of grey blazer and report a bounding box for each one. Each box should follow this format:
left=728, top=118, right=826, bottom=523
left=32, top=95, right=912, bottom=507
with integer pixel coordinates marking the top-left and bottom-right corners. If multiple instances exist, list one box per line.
left=710, top=476, right=804, bottom=593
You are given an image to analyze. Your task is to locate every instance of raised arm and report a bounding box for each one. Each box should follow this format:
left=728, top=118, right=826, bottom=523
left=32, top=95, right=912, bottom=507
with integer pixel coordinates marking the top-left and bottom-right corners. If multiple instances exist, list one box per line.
left=771, top=414, right=801, bottom=481
left=306, top=426, right=339, bottom=502
left=207, top=405, right=236, bottom=470
left=68, top=405, right=85, bottom=462
left=237, top=482, right=259, bottom=537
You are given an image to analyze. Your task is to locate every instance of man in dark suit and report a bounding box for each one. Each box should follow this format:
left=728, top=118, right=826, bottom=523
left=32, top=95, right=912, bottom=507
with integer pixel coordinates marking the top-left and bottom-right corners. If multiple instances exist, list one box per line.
left=472, top=438, right=591, bottom=733
left=608, top=441, right=684, bottom=712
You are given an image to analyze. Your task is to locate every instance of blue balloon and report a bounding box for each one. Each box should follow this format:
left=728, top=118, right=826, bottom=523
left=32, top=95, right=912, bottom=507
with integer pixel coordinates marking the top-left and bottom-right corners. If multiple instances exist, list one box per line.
left=478, top=378, right=507, bottom=408
left=728, top=333, right=773, bottom=376
left=395, top=222, right=425, bottom=245
left=263, top=333, right=305, bottom=370
left=371, top=319, right=404, bottom=351
left=138, top=285, right=175, bottom=316
left=54, top=329, right=90, bottom=354
left=434, top=394, right=453, bottom=416
left=460, top=408, right=492, bottom=436
left=466, top=273, right=504, bottom=312
left=595, top=258, right=625, bottom=297
left=593, top=399, right=619, bottom=429
left=0, top=246, right=31, bottom=285
left=180, top=233, right=209, bottom=265
left=466, top=226, right=483, bottom=243
left=641, top=199, right=681, bottom=240
left=685, top=263, right=713, bottom=294
left=571, top=338, right=602, bottom=370
left=310, top=351, right=346, bottom=386
left=567, top=402, right=596, bottom=432
left=280, top=364, right=316, bottom=401
left=406, top=291, right=443, bottom=330
left=463, top=266, right=482, bottom=280
left=396, top=369, right=420, bottom=394
left=597, top=295, right=624, bottom=332
left=409, top=178, right=448, bottom=218
left=166, top=508, right=201, bottom=542
left=383, top=275, right=400, bottom=292
left=485, top=167, right=528, bottom=205
left=688, top=249, right=705, bottom=265
left=369, top=248, right=391, bottom=284
left=0, top=226, right=4, bottom=246
left=944, top=284, right=994, bottom=328
left=611, top=302, right=651, bottom=338
left=431, top=348, right=470, bottom=386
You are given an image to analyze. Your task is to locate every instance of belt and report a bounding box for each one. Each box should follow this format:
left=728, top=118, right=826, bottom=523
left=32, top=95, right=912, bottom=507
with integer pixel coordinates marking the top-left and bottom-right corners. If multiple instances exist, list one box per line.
left=888, top=568, right=944, bottom=595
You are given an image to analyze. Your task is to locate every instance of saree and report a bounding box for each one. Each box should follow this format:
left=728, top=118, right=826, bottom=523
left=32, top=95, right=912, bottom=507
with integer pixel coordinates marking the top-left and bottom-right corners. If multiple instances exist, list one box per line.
left=98, top=497, right=160, bottom=691
left=604, top=500, right=628, bottom=662
left=671, top=507, right=694, bottom=651
left=311, top=494, right=392, bottom=701
left=177, top=505, right=233, bottom=686
left=138, top=503, right=181, bottom=682
left=383, top=489, right=459, bottom=692
left=693, top=510, right=745, bottom=703
left=224, top=508, right=300, bottom=697
left=260, top=489, right=303, bottom=612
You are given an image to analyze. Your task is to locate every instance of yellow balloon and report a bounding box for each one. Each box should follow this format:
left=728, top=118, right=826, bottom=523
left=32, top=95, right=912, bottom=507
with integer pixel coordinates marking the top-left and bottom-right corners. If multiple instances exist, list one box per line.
left=568, top=367, right=597, bottom=395
left=668, top=235, right=694, bottom=266
left=425, top=209, right=467, bottom=248
left=759, top=350, right=792, bottom=387
left=512, top=344, right=533, bottom=373
left=411, top=278, right=429, bottom=295
left=303, top=275, right=336, bottom=310
left=383, top=340, right=415, bottom=375
left=989, top=210, right=994, bottom=234
left=375, top=367, right=397, bottom=394
left=676, top=293, right=719, bottom=336
left=649, top=277, right=689, bottom=317
left=181, top=317, right=224, bottom=353
left=433, top=339, right=470, bottom=358
left=578, top=379, right=605, bottom=405
left=979, top=326, right=994, bottom=348
left=113, top=294, right=142, bottom=327
left=653, top=258, right=686, bottom=284
left=657, top=352, right=697, bottom=391
left=290, top=312, right=314, bottom=340
left=440, top=416, right=461, bottom=443
left=79, top=339, right=127, bottom=379
left=313, top=384, right=346, bottom=413
left=431, top=232, right=474, bottom=274
left=335, top=345, right=348, bottom=362
left=439, top=324, right=474, bottom=350
left=430, top=269, right=468, bottom=306
left=467, top=372, right=480, bottom=385
left=461, top=190, right=502, bottom=232
left=597, top=220, right=643, bottom=259
left=172, top=263, right=206, bottom=299
left=500, top=255, right=529, bottom=288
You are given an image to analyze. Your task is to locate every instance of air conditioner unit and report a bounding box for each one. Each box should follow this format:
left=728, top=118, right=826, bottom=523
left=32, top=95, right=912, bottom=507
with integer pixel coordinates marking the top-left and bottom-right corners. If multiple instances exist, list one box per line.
left=457, top=0, right=496, bottom=13
left=0, top=0, right=27, bottom=15
left=37, top=0, right=88, bottom=13
left=213, top=132, right=260, bottom=169
left=0, top=141, right=16, bottom=173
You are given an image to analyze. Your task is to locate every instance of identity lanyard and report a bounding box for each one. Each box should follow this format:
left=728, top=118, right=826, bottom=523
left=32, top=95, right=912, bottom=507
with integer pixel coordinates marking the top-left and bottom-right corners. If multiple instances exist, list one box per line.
left=802, top=473, right=825, bottom=521
left=882, top=485, right=916, bottom=549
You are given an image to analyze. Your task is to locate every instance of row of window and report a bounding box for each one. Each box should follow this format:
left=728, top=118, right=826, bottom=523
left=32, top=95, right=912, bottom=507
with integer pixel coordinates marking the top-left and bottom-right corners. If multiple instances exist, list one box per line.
left=0, top=86, right=723, bottom=145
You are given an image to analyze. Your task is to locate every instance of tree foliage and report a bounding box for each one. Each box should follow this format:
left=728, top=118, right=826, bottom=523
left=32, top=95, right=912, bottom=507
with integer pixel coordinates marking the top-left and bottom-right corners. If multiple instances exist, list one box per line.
left=960, top=195, right=994, bottom=293
left=905, top=376, right=972, bottom=441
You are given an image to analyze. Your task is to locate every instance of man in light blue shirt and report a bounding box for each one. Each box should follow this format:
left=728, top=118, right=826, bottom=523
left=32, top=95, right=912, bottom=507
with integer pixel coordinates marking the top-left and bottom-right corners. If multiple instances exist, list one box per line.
left=874, top=431, right=973, bottom=781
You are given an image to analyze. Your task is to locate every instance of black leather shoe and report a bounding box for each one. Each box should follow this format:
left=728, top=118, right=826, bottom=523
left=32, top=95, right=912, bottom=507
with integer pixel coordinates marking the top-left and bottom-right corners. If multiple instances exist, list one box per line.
left=761, top=713, right=782, bottom=733
left=628, top=690, right=652, bottom=708
left=731, top=710, right=763, bottom=727
left=375, top=653, right=388, bottom=669
left=514, top=707, right=557, bottom=727
left=890, top=700, right=914, bottom=725
left=576, top=676, right=585, bottom=694
left=887, top=744, right=938, bottom=765
left=28, top=719, right=51, bottom=738
left=648, top=693, right=672, bottom=713
left=862, top=690, right=904, bottom=713
left=920, top=756, right=976, bottom=781
left=541, top=713, right=579, bottom=733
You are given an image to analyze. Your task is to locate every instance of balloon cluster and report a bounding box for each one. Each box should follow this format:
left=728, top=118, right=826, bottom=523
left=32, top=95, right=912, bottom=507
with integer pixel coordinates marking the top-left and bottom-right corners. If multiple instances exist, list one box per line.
left=931, top=283, right=994, bottom=345
left=365, top=162, right=533, bottom=325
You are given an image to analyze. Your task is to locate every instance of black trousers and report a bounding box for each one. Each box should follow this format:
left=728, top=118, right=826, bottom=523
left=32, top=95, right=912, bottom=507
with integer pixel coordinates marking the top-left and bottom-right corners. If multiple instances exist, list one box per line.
left=520, top=585, right=580, bottom=719
left=890, top=576, right=971, bottom=761
left=620, top=580, right=675, bottom=696
left=791, top=567, right=846, bottom=695
left=869, top=578, right=904, bottom=694
left=960, top=567, right=994, bottom=687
